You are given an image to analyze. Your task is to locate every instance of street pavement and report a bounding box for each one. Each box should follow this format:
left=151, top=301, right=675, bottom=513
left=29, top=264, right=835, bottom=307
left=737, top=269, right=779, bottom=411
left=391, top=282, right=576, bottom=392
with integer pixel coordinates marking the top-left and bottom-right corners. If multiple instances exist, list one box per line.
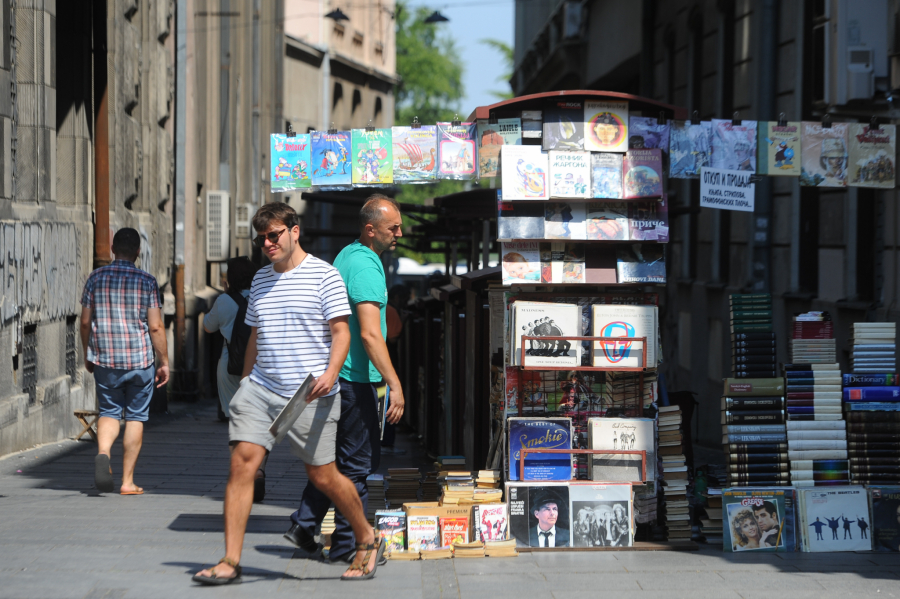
left=1, top=400, right=900, bottom=598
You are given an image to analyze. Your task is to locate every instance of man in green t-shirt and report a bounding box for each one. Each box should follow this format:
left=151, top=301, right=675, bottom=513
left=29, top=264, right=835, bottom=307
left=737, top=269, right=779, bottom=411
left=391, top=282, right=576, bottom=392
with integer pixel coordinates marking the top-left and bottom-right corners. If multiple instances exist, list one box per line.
left=286, top=195, right=406, bottom=565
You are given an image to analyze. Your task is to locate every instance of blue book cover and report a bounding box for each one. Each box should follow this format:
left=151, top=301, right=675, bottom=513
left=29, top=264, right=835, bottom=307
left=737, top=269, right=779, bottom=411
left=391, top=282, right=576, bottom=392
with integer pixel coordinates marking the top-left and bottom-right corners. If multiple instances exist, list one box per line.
left=845, top=402, right=900, bottom=411
left=844, top=374, right=899, bottom=387
left=310, top=131, right=352, bottom=186
left=844, top=387, right=900, bottom=401
left=508, top=417, right=573, bottom=481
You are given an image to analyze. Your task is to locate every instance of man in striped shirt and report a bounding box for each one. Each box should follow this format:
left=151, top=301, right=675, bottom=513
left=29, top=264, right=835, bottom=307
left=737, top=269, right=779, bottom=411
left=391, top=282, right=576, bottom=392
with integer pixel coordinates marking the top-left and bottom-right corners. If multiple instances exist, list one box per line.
left=194, top=203, right=384, bottom=585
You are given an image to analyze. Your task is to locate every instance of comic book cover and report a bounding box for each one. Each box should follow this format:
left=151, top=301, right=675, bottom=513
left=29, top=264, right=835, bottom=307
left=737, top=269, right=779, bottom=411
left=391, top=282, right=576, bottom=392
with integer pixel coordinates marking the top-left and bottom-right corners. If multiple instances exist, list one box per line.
left=544, top=202, right=586, bottom=240
left=478, top=118, right=521, bottom=178
left=591, top=153, right=623, bottom=199
left=800, top=121, right=850, bottom=187
left=629, top=116, right=670, bottom=152
left=351, top=128, right=392, bottom=185
left=437, top=122, right=477, bottom=179
left=710, top=119, right=758, bottom=172
left=501, top=241, right=541, bottom=285
left=623, top=149, right=663, bottom=199
left=440, top=517, right=469, bottom=546
left=310, top=131, right=352, bottom=186
left=586, top=202, right=629, bottom=241
left=848, top=123, right=896, bottom=189
left=549, top=151, right=590, bottom=199
left=375, top=511, right=407, bottom=553
left=758, top=121, right=801, bottom=176
left=501, top=146, right=549, bottom=200
left=392, top=125, right=437, bottom=183
left=669, top=120, right=711, bottom=178
left=628, top=198, right=669, bottom=243
left=270, top=133, right=312, bottom=192
left=407, top=515, right=440, bottom=551
left=543, top=101, right=584, bottom=150
left=584, top=100, right=629, bottom=152
left=475, top=503, right=509, bottom=542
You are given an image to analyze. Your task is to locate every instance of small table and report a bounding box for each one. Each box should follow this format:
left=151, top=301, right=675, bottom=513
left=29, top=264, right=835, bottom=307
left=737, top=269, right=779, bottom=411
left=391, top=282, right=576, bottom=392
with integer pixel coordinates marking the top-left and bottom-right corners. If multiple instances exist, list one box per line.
left=74, top=410, right=99, bottom=442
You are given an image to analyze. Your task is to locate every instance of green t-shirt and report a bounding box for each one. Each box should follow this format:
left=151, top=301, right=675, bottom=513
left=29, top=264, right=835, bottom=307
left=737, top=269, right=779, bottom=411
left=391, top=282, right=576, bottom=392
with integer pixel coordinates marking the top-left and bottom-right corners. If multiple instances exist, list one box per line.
left=333, top=240, right=387, bottom=383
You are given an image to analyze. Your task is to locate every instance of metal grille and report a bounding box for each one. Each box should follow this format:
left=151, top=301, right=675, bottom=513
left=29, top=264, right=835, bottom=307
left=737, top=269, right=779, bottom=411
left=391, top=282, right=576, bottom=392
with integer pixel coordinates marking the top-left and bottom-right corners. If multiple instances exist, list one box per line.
left=22, top=324, right=37, bottom=405
left=65, top=316, right=77, bottom=382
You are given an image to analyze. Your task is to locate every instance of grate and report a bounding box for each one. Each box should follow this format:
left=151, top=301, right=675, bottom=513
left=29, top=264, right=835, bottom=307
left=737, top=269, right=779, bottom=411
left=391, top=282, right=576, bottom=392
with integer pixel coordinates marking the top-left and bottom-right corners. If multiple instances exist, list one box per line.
left=22, top=324, right=37, bottom=404
left=65, top=316, right=77, bottom=382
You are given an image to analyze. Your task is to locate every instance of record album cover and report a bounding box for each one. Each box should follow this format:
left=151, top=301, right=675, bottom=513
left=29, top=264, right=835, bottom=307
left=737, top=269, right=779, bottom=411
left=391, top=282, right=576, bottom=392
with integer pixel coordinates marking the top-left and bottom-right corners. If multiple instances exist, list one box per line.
left=848, top=123, right=896, bottom=189
left=669, top=120, right=711, bottom=178
left=710, top=119, right=758, bottom=172
left=799, top=486, right=872, bottom=552
left=437, top=122, right=477, bottom=179
left=506, top=482, right=572, bottom=547
left=392, top=125, right=437, bottom=182
left=543, top=101, right=584, bottom=150
left=584, top=101, right=629, bottom=152
left=351, top=128, right=393, bottom=184
left=511, top=301, right=581, bottom=367
left=591, top=152, right=624, bottom=199
left=800, top=122, right=849, bottom=187
left=569, top=482, right=633, bottom=547
left=310, top=131, right=352, bottom=186
left=723, top=489, right=793, bottom=552
left=591, top=304, right=658, bottom=368
left=508, top=417, right=574, bottom=481
left=270, top=133, right=312, bottom=191
left=586, top=418, right=656, bottom=482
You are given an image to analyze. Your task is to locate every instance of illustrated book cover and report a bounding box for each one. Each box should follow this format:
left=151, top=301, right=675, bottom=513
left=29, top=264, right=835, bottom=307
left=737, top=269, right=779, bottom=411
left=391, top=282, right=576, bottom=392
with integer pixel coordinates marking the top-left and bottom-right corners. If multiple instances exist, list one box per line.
left=591, top=304, right=658, bottom=368
left=392, top=125, right=437, bottom=182
left=723, top=488, right=794, bottom=552
left=436, top=122, right=477, bottom=180
left=848, top=123, right=896, bottom=189
left=539, top=243, right=585, bottom=284
left=710, top=119, right=758, bottom=172
left=591, top=152, right=624, bottom=199
left=629, top=116, right=670, bottom=152
left=669, top=120, right=711, bottom=178
left=586, top=202, right=629, bottom=240
left=501, top=241, right=541, bottom=285
left=506, top=482, right=572, bottom=547
left=498, top=200, right=545, bottom=240
left=501, top=145, right=549, bottom=200
left=351, top=128, right=393, bottom=185
left=511, top=301, right=581, bottom=367
left=477, top=118, right=522, bottom=178
left=586, top=418, right=656, bottom=483
left=800, top=121, right=849, bottom=187
left=549, top=150, right=590, bottom=198
left=543, top=101, right=584, bottom=150
left=798, top=486, right=872, bottom=552
left=475, top=503, right=509, bottom=542
left=616, top=243, right=666, bottom=284
left=758, top=121, right=801, bottom=176
left=628, top=198, right=669, bottom=242
left=440, top=516, right=469, bottom=546
left=584, top=100, right=629, bottom=152
left=569, top=482, right=633, bottom=547
left=623, top=149, right=664, bottom=198
left=407, top=515, right=440, bottom=551
left=544, top=202, right=587, bottom=240
left=310, top=130, right=352, bottom=186
left=270, top=133, right=312, bottom=192
left=375, top=511, right=407, bottom=553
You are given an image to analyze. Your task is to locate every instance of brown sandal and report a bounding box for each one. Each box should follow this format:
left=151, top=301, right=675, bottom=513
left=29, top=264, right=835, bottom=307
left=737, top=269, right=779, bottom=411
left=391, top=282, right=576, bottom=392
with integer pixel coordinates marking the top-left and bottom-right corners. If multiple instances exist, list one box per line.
left=192, top=557, right=243, bottom=585
left=340, top=538, right=385, bottom=581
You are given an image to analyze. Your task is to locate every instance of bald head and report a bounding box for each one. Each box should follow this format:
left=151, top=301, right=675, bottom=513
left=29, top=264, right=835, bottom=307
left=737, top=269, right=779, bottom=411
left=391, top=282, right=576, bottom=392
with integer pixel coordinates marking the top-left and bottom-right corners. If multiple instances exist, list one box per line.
left=359, top=194, right=401, bottom=231
left=359, top=194, right=403, bottom=255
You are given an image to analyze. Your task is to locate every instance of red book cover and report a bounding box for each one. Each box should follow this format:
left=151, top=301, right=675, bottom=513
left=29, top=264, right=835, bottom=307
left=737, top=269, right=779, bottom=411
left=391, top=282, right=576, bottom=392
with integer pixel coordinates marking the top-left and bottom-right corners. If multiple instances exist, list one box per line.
left=440, top=517, right=469, bottom=546
left=622, top=149, right=663, bottom=199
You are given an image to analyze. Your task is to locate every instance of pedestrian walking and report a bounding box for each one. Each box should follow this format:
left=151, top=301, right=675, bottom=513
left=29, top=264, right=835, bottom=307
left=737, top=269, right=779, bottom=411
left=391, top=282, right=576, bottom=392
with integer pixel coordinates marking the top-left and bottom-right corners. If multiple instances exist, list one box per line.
left=285, top=194, right=405, bottom=564
left=79, top=228, right=169, bottom=495
left=193, top=202, right=384, bottom=585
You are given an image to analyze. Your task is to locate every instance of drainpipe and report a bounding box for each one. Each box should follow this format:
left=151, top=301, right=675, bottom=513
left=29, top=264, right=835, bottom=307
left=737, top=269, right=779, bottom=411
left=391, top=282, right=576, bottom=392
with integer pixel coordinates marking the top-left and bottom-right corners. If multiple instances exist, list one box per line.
left=93, top=0, right=110, bottom=267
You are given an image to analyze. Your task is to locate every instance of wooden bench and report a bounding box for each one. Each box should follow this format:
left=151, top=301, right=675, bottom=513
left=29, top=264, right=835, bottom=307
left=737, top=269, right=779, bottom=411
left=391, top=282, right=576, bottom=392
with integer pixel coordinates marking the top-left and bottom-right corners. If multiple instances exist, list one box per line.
left=74, top=410, right=99, bottom=442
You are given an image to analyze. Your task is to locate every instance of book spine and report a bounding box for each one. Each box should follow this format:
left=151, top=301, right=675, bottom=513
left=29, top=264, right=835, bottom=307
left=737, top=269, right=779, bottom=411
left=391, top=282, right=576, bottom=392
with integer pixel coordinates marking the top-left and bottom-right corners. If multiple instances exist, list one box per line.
left=731, top=332, right=776, bottom=341
left=786, top=399, right=843, bottom=407
left=783, top=377, right=842, bottom=385
left=786, top=385, right=841, bottom=393
left=727, top=453, right=788, bottom=464
left=790, top=459, right=849, bottom=471
left=791, top=470, right=849, bottom=481
left=787, top=440, right=847, bottom=450
left=724, top=424, right=788, bottom=434
left=722, top=411, right=785, bottom=424
left=845, top=412, right=900, bottom=422
left=783, top=363, right=840, bottom=371
left=728, top=462, right=790, bottom=473
left=723, top=379, right=786, bottom=396
left=849, top=457, right=900, bottom=465
left=786, top=420, right=846, bottom=431
left=732, top=371, right=779, bottom=378
left=723, top=434, right=788, bottom=444
left=728, top=473, right=790, bottom=482
left=787, top=392, right=842, bottom=400
left=847, top=432, right=900, bottom=441
left=785, top=414, right=843, bottom=421
left=787, top=450, right=849, bottom=460
left=844, top=402, right=900, bottom=411
left=849, top=465, right=900, bottom=472
left=727, top=443, right=788, bottom=453
left=787, top=430, right=847, bottom=441
left=847, top=423, right=900, bottom=433
left=843, top=387, right=900, bottom=401
left=721, top=396, right=785, bottom=410
left=848, top=449, right=900, bottom=457
left=731, top=324, right=774, bottom=333
left=848, top=442, right=900, bottom=450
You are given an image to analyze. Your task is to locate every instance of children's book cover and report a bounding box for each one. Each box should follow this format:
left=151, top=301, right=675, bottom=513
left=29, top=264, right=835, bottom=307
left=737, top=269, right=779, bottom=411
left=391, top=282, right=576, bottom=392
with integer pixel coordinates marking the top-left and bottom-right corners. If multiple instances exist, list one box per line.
left=586, top=202, right=629, bottom=241
left=848, top=123, right=896, bottom=189
left=392, top=125, right=437, bottom=182
left=591, top=153, right=623, bottom=199
left=544, top=203, right=586, bottom=240
left=584, top=101, right=629, bottom=152
left=478, top=118, right=521, bottom=178
left=310, top=131, right=352, bottom=186
left=502, top=241, right=541, bottom=285
left=758, top=121, right=801, bottom=176
left=543, top=101, right=584, bottom=150
left=270, top=133, right=312, bottom=192
left=629, top=116, right=670, bottom=152
left=623, top=149, right=663, bottom=199
left=549, top=150, right=590, bottom=198
left=351, top=128, right=392, bottom=185
left=669, top=120, right=711, bottom=178
left=437, top=122, right=477, bottom=179
left=628, top=198, right=669, bottom=243
left=710, top=119, right=758, bottom=172
left=501, top=146, right=549, bottom=200
left=800, top=121, right=849, bottom=187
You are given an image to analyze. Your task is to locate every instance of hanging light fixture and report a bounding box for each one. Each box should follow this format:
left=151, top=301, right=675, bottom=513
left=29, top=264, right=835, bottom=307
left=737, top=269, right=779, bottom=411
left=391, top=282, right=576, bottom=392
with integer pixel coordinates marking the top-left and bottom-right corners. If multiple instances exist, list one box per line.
left=325, top=7, right=350, bottom=22
left=424, top=10, right=449, bottom=23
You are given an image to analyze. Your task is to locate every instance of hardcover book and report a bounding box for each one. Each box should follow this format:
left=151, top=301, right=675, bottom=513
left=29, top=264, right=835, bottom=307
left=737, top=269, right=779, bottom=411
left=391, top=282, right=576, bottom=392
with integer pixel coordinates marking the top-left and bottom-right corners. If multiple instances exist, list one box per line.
left=800, top=121, right=849, bottom=187
left=507, top=417, right=573, bottom=481
left=629, top=116, right=670, bottom=152
left=474, top=503, right=509, bottom=542
left=437, top=122, right=477, bottom=180
left=591, top=152, right=624, bottom=199
left=869, top=486, right=900, bottom=552
left=392, top=125, right=437, bottom=182
left=544, top=202, right=586, bottom=240
left=501, top=241, right=541, bottom=285
left=669, top=120, right=711, bottom=178
left=757, top=121, right=801, bottom=176
left=270, top=133, right=312, bottom=191
left=591, top=304, right=658, bottom=368
left=710, top=119, right=758, bottom=171
left=506, top=482, right=572, bottom=547
left=498, top=200, right=545, bottom=240
left=586, top=202, right=629, bottom=240
left=549, top=151, right=591, bottom=198
left=351, top=128, right=393, bottom=184
left=478, top=118, right=521, bottom=178
left=501, top=145, right=549, bottom=200
left=375, top=511, right=407, bottom=553
left=616, top=243, right=666, bottom=283
left=798, top=486, right=872, bottom=552
left=848, top=123, right=896, bottom=189
left=587, top=418, right=656, bottom=482
left=543, top=101, right=584, bottom=150
left=569, top=482, right=633, bottom=547
left=310, top=130, right=352, bottom=186
left=722, top=488, right=795, bottom=552
left=440, top=516, right=469, bottom=546
left=584, top=100, right=629, bottom=152
left=623, top=149, right=664, bottom=198
left=511, top=301, right=581, bottom=367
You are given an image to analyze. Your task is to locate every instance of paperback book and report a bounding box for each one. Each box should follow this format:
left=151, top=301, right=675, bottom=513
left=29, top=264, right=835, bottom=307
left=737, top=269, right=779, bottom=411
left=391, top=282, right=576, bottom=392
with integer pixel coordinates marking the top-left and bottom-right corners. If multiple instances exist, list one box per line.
left=587, top=418, right=656, bottom=482
left=440, top=516, right=469, bottom=546
left=270, top=133, right=312, bottom=191
left=591, top=304, right=658, bottom=368
left=543, top=101, right=584, bottom=150
left=375, top=511, right=407, bottom=553
left=392, top=125, right=438, bottom=183
left=407, top=515, right=440, bottom=552
left=478, top=118, right=521, bottom=178
left=623, top=149, right=664, bottom=198
left=474, top=503, right=509, bottom=542
left=437, top=122, right=477, bottom=180
left=758, top=121, right=801, bottom=176
left=629, top=116, right=670, bottom=152
left=351, top=128, right=392, bottom=185
left=629, top=198, right=669, bottom=242
left=508, top=417, right=573, bottom=481
left=497, top=200, right=544, bottom=240
left=310, top=130, right=352, bottom=186
left=501, top=146, right=549, bottom=200
left=848, top=123, right=896, bottom=189
left=506, top=482, right=572, bottom=547
left=800, top=122, right=849, bottom=187
left=710, top=119, right=758, bottom=171
left=616, top=243, right=666, bottom=283
left=501, top=241, right=541, bottom=285
left=569, top=482, right=633, bottom=547
left=584, top=100, right=629, bottom=152
left=544, top=202, right=587, bottom=240
left=591, top=152, right=624, bottom=198
left=549, top=151, right=591, bottom=198
left=585, top=202, right=629, bottom=240
left=539, top=243, right=585, bottom=284
left=669, top=120, right=711, bottom=178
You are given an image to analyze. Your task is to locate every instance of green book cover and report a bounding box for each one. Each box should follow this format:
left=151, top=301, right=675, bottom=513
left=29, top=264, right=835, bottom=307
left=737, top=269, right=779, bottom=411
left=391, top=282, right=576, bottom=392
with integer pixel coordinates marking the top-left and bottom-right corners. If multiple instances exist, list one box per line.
left=351, top=128, right=393, bottom=185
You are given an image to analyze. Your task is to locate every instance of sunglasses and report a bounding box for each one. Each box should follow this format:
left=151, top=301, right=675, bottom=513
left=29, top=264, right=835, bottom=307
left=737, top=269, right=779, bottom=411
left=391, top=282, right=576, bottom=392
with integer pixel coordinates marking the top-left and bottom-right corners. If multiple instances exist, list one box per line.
left=253, top=227, right=288, bottom=248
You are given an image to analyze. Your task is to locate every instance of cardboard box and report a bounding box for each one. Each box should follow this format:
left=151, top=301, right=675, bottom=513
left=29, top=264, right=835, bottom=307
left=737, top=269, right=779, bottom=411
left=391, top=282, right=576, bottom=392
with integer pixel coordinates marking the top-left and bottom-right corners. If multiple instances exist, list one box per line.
left=402, top=502, right=475, bottom=532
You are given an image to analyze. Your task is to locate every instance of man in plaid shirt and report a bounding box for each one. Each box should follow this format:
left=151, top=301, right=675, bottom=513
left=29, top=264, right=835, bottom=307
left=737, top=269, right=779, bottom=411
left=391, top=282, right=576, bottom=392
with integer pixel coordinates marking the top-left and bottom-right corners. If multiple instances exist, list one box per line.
left=80, top=228, right=169, bottom=495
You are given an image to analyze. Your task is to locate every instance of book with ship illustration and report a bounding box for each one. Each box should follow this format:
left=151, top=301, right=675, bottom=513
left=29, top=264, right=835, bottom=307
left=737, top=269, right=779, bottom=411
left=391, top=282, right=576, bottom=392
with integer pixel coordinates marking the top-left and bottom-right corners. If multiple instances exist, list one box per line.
left=392, top=125, right=437, bottom=183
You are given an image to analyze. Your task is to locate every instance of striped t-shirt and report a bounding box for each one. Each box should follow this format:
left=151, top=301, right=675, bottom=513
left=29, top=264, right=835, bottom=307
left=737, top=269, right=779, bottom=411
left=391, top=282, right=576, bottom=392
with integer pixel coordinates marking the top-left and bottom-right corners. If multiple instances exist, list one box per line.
left=245, top=255, right=351, bottom=398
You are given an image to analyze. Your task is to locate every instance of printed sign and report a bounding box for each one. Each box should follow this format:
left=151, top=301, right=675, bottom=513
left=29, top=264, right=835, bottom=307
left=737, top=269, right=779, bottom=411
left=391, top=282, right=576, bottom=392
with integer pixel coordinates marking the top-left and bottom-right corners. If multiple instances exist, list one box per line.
left=700, top=167, right=755, bottom=212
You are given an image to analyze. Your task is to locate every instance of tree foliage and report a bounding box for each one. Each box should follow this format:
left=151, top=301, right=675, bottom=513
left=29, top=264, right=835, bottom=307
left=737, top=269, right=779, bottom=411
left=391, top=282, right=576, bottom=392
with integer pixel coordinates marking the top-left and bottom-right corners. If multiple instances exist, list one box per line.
left=480, top=38, right=514, bottom=100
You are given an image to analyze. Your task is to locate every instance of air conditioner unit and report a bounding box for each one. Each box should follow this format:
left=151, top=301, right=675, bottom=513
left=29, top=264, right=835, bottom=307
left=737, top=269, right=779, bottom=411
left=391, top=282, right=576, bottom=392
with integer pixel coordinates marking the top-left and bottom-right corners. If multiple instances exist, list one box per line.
left=235, top=203, right=252, bottom=239
left=824, top=0, right=889, bottom=105
left=206, top=190, right=230, bottom=262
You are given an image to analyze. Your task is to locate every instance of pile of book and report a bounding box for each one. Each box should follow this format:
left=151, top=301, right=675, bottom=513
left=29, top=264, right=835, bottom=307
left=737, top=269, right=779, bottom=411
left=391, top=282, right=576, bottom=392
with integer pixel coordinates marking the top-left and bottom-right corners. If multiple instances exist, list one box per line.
left=790, top=311, right=836, bottom=364
left=603, top=370, right=659, bottom=415
left=484, top=539, right=518, bottom=557
left=787, top=419, right=849, bottom=486
left=321, top=507, right=336, bottom=546
left=440, top=471, right=475, bottom=505
left=698, top=489, right=723, bottom=545
left=421, top=472, right=440, bottom=502
left=367, top=474, right=386, bottom=522
left=785, top=363, right=842, bottom=422
left=844, top=372, right=900, bottom=485
left=475, top=469, right=502, bottom=489
left=730, top=294, right=775, bottom=378
left=386, top=468, right=421, bottom=508
left=722, top=377, right=788, bottom=486
left=659, top=405, right=690, bottom=541
left=851, top=323, right=897, bottom=373
left=452, top=540, right=485, bottom=558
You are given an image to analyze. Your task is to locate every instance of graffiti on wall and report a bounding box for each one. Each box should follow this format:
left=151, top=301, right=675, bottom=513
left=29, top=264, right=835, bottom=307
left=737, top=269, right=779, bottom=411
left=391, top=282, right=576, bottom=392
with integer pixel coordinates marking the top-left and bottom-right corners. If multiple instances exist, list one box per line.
left=0, top=222, right=81, bottom=324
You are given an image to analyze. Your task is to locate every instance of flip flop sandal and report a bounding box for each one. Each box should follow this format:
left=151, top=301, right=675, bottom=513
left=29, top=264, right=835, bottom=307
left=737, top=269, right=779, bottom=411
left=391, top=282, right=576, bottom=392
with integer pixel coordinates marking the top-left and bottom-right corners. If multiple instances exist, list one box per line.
left=94, top=454, right=114, bottom=493
left=120, top=488, right=144, bottom=495
left=332, top=549, right=387, bottom=566
left=192, top=557, right=242, bottom=585
left=340, top=539, right=386, bottom=581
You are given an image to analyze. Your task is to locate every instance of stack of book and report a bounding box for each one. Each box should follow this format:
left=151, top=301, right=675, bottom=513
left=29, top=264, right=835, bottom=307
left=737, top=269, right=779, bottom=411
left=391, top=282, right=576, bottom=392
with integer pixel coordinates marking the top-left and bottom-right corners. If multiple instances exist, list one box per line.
left=441, top=472, right=475, bottom=505
left=787, top=420, right=849, bottom=486
left=421, top=472, right=441, bottom=502
left=698, top=489, right=723, bottom=545
left=386, top=468, right=421, bottom=508
left=785, top=362, right=843, bottom=422
left=468, top=488, right=504, bottom=504
left=851, top=323, right=897, bottom=373
left=475, top=470, right=502, bottom=489
left=843, top=373, right=900, bottom=485
left=790, top=311, right=836, bottom=364
left=659, top=405, right=690, bottom=541
left=367, top=474, right=386, bottom=522
left=722, top=377, right=788, bottom=486
left=451, top=540, right=484, bottom=558
left=730, top=294, right=775, bottom=378
left=603, top=370, right=658, bottom=415
left=484, top=539, right=518, bottom=557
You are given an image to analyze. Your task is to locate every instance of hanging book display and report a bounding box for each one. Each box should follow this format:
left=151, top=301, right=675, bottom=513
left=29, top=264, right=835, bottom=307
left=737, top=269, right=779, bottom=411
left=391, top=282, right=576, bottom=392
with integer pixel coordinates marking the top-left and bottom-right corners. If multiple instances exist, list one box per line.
left=710, top=119, right=757, bottom=172
left=800, top=121, right=849, bottom=187
left=758, top=121, right=801, bottom=176
left=391, top=125, right=437, bottom=183
left=351, top=128, right=392, bottom=185
left=623, top=149, right=663, bottom=199
left=478, top=118, right=522, bottom=178
left=310, top=130, right=352, bottom=187
left=584, top=100, right=628, bottom=152
left=543, top=101, right=584, bottom=150
left=501, top=146, right=549, bottom=200
left=549, top=151, right=590, bottom=199
left=848, top=123, right=896, bottom=189
left=270, top=133, right=312, bottom=192
left=437, top=121, right=477, bottom=180
left=628, top=116, right=670, bottom=152
left=591, top=153, right=624, bottom=199
left=669, top=120, right=711, bottom=178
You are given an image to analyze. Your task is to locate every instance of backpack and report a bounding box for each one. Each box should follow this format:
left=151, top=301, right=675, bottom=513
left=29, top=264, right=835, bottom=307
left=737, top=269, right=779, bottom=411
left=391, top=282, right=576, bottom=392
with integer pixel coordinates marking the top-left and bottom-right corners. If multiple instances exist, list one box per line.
left=225, top=291, right=251, bottom=376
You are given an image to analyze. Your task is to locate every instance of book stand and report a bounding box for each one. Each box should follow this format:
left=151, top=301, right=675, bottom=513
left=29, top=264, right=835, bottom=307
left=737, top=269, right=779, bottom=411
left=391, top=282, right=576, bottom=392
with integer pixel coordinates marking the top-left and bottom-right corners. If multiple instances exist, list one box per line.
left=518, top=448, right=647, bottom=484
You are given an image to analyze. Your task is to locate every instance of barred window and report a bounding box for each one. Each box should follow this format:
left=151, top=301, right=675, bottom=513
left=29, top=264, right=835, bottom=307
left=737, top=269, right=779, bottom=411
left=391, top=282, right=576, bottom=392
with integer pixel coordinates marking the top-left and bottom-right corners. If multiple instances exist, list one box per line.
left=23, top=324, right=37, bottom=405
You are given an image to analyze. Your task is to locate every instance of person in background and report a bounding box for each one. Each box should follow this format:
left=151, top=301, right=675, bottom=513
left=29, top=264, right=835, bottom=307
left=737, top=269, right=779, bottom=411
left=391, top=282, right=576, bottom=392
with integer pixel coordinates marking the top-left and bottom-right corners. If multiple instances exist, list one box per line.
left=381, top=284, right=411, bottom=454
left=80, top=228, right=169, bottom=495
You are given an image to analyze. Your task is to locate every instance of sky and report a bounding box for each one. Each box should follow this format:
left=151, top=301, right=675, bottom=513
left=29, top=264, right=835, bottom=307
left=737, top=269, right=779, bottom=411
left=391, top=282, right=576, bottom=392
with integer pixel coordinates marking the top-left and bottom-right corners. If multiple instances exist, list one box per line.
left=404, top=0, right=515, bottom=118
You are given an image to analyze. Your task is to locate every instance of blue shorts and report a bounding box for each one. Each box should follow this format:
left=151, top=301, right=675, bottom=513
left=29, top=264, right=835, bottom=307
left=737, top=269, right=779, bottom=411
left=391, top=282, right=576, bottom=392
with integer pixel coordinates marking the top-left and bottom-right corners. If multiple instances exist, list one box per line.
left=94, top=365, right=155, bottom=422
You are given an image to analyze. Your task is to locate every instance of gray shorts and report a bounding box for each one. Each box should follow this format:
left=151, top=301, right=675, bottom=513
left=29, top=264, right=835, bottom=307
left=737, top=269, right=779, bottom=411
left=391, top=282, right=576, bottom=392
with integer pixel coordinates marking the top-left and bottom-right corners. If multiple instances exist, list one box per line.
left=228, top=377, right=340, bottom=466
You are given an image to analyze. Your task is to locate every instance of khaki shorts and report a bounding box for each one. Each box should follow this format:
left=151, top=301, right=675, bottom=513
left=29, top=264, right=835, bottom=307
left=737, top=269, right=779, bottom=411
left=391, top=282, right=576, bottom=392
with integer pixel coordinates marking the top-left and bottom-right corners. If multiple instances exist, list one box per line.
left=228, top=377, right=340, bottom=466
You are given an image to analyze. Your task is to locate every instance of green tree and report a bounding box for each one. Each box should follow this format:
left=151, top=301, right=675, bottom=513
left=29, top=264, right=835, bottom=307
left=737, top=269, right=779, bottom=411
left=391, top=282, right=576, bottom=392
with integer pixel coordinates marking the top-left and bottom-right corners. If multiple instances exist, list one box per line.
left=480, top=38, right=514, bottom=100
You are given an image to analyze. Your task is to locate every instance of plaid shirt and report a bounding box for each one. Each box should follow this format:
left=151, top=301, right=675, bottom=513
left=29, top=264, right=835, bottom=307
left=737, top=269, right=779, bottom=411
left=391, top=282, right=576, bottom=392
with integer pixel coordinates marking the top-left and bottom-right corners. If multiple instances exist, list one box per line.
left=81, top=260, right=161, bottom=370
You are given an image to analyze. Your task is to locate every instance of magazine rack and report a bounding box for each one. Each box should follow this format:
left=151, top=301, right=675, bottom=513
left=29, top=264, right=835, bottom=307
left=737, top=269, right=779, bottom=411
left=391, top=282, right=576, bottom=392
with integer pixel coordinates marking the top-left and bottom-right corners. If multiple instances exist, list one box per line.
left=518, top=448, right=647, bottom=484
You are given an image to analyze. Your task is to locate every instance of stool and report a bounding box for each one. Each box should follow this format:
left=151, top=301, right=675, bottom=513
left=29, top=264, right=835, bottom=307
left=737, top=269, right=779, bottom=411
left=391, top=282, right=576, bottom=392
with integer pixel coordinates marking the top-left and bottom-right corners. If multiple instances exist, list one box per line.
left=74, top=410, right=99, bottom=441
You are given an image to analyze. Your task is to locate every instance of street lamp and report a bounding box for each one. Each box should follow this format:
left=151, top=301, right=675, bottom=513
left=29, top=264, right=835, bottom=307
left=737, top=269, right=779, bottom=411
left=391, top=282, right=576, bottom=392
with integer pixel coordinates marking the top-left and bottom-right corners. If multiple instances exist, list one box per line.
left=325, top=7, right=350, bottom=21
left=424, top=10, right=449, bottom=23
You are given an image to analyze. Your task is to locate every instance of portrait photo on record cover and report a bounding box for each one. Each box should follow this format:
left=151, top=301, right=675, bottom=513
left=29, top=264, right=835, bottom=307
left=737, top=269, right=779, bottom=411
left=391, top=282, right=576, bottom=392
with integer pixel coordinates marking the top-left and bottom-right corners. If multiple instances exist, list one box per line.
left=572, top=500, right=630, bottom=547
left=727, top=501, right=784, bottom=551
left=529, top=486, right=571, bottom=547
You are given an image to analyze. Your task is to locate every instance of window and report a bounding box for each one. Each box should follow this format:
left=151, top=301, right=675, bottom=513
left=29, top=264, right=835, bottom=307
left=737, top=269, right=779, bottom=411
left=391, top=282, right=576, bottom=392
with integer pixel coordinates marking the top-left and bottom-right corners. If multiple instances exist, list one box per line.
left=66, top=316, right=77, bottom=382
left=23, top=324, right=37, bottom=404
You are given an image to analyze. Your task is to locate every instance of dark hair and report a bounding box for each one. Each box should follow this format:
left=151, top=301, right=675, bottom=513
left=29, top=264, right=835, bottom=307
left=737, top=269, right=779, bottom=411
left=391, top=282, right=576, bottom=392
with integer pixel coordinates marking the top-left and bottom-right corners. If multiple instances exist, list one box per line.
left=112, top=227, right=141, bottom=259
left=359, top=194, right=400, bottom=231
left=226, top=257, right=258, bottom=292
left=753, top=501, right=778, bottom=518
left=252, top=202, right=299, bottom=233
